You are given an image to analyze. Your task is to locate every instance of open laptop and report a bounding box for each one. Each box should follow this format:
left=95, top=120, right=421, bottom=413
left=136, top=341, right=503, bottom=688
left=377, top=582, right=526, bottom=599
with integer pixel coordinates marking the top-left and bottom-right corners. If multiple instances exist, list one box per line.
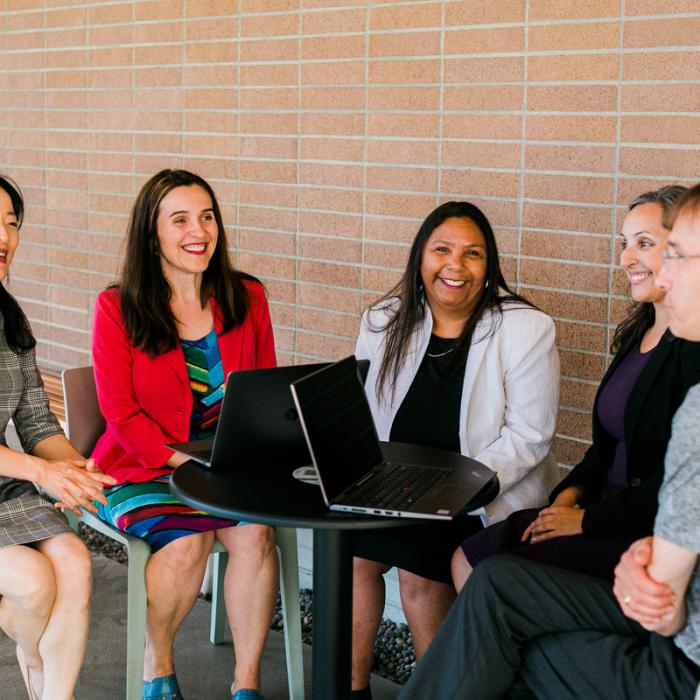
left=169, top=361, right=368, bottom=470
left=290, top=355, right=496, bottom=520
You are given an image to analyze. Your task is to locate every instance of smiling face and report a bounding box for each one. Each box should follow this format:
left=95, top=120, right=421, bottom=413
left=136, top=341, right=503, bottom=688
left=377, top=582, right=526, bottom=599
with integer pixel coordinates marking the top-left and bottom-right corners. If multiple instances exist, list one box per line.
left=0, top=187, right=20, bottom=283
left=420, top=216, right=488, bottom=325
left=619, top=202, right=669, bottom=305
left=155, top=184, right=218, bottom=284
left=655, top=211, right=700, bottom=341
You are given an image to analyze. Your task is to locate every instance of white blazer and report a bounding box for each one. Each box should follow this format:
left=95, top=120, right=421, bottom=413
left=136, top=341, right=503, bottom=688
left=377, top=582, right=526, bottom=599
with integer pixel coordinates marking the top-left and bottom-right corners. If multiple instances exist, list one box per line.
left=355, top=298, right=561, bottom=524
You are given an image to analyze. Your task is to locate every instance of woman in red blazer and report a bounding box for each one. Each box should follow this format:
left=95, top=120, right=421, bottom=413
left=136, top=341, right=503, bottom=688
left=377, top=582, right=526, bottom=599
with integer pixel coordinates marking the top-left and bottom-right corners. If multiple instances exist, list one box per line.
left=91, top=170, right=276, bottom=700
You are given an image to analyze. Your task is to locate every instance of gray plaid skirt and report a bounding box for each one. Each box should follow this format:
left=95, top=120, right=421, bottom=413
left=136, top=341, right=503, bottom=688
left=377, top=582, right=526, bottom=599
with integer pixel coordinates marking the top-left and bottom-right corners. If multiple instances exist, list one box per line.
left=0, top=492, right=72, bottom=549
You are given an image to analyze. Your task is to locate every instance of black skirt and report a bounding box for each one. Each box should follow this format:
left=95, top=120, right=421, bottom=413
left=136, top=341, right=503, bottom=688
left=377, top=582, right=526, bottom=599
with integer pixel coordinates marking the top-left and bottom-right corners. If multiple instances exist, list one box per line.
left=461, top=508, right=637, bottom=582
left=353, top=515, right=483, bottom=584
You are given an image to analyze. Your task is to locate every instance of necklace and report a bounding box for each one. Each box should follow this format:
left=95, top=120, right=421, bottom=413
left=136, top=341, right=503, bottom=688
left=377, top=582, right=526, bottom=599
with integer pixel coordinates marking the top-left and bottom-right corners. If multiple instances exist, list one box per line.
left=426, top=345, right=456, bottom=358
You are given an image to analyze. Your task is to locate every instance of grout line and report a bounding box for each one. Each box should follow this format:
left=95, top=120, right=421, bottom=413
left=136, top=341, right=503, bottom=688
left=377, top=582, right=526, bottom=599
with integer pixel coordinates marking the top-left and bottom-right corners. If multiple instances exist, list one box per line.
left=360, top=0, right=370, bottom=316
left=436, top=0, right=445, bottom=205
left=515, top=1, right=530, bottom=293
left=607, top=0, right=626, bottom=363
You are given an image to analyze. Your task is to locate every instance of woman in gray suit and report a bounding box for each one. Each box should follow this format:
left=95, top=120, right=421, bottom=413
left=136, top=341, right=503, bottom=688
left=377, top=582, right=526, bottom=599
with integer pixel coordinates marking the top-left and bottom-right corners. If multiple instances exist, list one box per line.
left=0, top=175, right=115, bottom=700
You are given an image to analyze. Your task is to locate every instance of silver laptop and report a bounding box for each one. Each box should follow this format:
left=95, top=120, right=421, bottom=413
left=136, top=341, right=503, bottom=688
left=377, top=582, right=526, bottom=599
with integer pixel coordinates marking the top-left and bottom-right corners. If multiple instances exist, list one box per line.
left=290, top=355, right=496, bottom=520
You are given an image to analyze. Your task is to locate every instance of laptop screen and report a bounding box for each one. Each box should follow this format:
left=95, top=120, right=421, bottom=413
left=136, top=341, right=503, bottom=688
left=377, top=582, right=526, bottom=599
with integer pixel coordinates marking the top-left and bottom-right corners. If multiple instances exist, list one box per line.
left=291, top=356, right=383, bottom=501
left=215, top=363, right=331, bottom=468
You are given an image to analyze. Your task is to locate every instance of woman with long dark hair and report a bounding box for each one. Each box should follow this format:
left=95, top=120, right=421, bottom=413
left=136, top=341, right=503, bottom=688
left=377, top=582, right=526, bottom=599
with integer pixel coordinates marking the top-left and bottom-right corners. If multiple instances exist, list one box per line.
left=452, top=185, right=700, bottom=591
left=0, top=174, right=116, bottom=700
left=351, top=201, right=560, bottom=699
left=91, top=170, right=277, bottom=700
left=397, top=183, right=700, bottom=700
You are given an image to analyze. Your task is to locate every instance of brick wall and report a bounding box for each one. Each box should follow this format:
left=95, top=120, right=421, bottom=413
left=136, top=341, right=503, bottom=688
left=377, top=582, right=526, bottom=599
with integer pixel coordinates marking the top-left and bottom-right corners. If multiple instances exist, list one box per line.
left=1, top=0, right=699, bottom=466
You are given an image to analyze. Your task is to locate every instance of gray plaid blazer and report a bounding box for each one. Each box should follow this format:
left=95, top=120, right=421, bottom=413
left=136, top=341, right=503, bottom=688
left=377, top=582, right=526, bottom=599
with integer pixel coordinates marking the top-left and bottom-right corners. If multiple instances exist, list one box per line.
left=0, top=313, right=63, bottom=503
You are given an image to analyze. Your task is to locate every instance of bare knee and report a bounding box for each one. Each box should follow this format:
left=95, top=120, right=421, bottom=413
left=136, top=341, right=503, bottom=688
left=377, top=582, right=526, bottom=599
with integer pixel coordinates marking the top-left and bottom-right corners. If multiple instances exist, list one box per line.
left=43, top=535, right=93, bottom=605
left=155, top=532, right=213, bottom=572
left=398, top=569, right=431, bottom=598
left=12, top=561, right=56, bottom=616
left=221, top=524, right=275, bottom=561
left=451, top=547, right=472, bottom=593
left=239, top=523, right=276, bottom=555
left=353, top=557, right=389, bottom=583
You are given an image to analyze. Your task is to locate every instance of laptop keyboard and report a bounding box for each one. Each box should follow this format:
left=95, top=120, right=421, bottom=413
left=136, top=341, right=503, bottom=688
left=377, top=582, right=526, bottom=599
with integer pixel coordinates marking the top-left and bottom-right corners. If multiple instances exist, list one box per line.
left=351, top=464, right=448, bottom=511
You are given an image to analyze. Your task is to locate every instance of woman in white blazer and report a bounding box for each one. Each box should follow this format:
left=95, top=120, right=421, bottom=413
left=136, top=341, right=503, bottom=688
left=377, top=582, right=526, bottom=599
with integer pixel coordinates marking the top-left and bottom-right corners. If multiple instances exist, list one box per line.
left=351, top=201, right=560, bottom=700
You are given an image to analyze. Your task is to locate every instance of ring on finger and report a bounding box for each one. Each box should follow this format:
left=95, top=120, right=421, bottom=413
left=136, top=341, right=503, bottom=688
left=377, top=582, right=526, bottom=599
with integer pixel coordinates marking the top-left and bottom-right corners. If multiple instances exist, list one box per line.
left=623, top=595, right=632, bottom=605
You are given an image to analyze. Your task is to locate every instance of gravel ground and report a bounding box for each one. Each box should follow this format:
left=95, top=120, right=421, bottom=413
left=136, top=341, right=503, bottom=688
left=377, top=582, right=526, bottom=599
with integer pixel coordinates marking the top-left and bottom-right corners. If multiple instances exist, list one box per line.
left=79, top=524, right=414, bottom=685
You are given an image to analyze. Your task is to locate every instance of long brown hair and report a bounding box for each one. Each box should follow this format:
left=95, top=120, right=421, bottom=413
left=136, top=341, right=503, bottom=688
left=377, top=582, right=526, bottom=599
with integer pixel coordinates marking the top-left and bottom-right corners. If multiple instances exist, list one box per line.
left=369, top=201, right=533, bottom=400
left=611, top=185, right=688, bottom=355
left=117, top=169, right=251, bottom=357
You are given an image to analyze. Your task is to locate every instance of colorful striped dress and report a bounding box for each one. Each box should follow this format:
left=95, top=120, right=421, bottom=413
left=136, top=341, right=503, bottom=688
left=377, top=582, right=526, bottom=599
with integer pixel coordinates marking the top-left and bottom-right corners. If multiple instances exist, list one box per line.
left=97, top=329, right=239, bottom=552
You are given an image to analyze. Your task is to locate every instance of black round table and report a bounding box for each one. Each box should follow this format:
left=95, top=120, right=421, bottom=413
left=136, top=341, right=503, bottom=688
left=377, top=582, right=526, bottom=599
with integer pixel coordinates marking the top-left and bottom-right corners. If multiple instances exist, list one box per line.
left=170, top=441, right=498, bottom=699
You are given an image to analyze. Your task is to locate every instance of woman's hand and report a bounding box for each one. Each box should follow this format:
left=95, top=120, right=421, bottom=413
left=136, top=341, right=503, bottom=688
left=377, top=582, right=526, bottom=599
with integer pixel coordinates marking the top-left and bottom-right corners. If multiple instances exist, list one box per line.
left=522, top=505, right=585, bottom=544
left=34, top=456, right=117, bottom=516
left=551, top=485, right=582, bottom=508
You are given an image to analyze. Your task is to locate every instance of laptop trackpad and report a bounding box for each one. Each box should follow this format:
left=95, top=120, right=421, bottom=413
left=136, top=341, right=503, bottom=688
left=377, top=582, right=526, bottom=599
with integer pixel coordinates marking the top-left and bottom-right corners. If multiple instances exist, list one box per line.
left=418, top=484, right=473, bottom=515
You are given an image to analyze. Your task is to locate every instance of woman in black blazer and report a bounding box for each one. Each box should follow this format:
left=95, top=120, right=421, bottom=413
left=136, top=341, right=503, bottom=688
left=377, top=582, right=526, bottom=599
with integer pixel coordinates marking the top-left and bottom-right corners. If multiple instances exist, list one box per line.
left=452, top=185, right=700, bottom=590
left=550, top=330, right=700, bottom=537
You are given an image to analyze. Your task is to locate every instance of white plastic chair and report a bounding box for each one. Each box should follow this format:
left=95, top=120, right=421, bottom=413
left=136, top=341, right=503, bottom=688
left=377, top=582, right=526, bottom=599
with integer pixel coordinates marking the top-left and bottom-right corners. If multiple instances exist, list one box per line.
left=62, top=366, right=305, bottom=700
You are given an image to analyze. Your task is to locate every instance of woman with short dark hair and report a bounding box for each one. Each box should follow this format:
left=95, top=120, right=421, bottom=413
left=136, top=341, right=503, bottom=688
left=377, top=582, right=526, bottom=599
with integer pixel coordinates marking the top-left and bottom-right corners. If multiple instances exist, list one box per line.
left=0, top=174, right=115, bottom=700
left=351, top=201, right=560, bottom=699
left=91, top=169, right=277, bottom=700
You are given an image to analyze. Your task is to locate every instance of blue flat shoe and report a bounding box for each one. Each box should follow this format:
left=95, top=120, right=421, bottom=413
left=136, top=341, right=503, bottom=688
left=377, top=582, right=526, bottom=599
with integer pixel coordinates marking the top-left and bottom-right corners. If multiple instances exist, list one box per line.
left=231, top=690, right=265, bottom=700
left=143, top=673, right=184, bottom=700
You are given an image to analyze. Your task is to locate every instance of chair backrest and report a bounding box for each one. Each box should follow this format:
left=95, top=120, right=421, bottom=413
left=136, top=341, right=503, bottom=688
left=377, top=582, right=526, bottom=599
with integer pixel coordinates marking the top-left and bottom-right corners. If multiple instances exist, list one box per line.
left=62, top=366, right=106, bottom=456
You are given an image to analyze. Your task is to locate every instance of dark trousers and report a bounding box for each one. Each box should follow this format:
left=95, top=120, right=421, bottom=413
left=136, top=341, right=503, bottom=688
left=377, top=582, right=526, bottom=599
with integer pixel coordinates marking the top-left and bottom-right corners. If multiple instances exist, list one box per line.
left=398, top=555, right=700, bottom=700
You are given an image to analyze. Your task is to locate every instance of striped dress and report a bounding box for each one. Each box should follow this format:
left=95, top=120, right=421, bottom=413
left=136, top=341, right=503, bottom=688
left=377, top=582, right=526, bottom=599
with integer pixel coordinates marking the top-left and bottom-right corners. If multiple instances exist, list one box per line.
left=97, top=329, right=239, bottom=552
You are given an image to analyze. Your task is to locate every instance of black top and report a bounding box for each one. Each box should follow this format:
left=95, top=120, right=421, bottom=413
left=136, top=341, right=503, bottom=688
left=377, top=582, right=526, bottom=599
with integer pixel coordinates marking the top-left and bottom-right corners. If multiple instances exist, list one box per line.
left=390, top=335, right=466, bottom=453
left=551, top=332, right=700, bottom=538
left=596, top=344, right=653, bottom=495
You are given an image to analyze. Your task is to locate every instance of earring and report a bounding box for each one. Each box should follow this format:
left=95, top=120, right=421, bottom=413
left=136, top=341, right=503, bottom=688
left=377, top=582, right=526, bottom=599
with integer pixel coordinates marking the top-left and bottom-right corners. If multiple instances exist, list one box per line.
left=484, top=279, right=489, bottom=288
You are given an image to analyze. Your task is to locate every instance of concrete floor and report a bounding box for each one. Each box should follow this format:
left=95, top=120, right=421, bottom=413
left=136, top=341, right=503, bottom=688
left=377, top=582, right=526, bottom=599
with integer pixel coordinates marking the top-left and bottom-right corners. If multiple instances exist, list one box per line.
left=0, top=553, right=401, bottom=700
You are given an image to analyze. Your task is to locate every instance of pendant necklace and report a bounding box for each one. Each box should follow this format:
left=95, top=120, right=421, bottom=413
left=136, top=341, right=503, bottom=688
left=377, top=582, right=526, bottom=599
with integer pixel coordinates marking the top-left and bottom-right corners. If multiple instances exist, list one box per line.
left=426, top=344, right=456, bottom=358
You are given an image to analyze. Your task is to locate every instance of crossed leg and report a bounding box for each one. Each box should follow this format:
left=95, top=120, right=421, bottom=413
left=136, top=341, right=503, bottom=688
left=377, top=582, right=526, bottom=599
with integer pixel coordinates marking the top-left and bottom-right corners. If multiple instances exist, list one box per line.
left=399, top=555, right=700, bottom=700
left=0, top=532, right=92, bottom=700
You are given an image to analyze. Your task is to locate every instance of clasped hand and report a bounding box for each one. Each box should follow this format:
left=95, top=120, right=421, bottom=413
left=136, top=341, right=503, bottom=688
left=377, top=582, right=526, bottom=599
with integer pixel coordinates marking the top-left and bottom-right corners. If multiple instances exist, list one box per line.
left=37, top=456, right=117, bottom=516
left=613, top=537, right=675, bottom=632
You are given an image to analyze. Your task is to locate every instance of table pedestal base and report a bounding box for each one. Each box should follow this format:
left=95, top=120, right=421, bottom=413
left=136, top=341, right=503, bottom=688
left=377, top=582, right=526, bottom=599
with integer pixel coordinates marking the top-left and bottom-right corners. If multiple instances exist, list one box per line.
left=312, top=528, right=353, bottom=699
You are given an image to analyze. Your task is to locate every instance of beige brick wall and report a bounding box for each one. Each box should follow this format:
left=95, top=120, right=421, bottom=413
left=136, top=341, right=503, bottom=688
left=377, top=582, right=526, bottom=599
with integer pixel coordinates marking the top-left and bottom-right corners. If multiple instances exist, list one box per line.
left=1, top=1, right=699, bottom=466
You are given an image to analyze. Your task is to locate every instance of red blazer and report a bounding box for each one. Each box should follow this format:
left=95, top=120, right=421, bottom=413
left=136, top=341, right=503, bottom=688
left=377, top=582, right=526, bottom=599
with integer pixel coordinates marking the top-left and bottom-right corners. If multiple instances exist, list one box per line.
left=91, top=281, right=276, bottom=484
